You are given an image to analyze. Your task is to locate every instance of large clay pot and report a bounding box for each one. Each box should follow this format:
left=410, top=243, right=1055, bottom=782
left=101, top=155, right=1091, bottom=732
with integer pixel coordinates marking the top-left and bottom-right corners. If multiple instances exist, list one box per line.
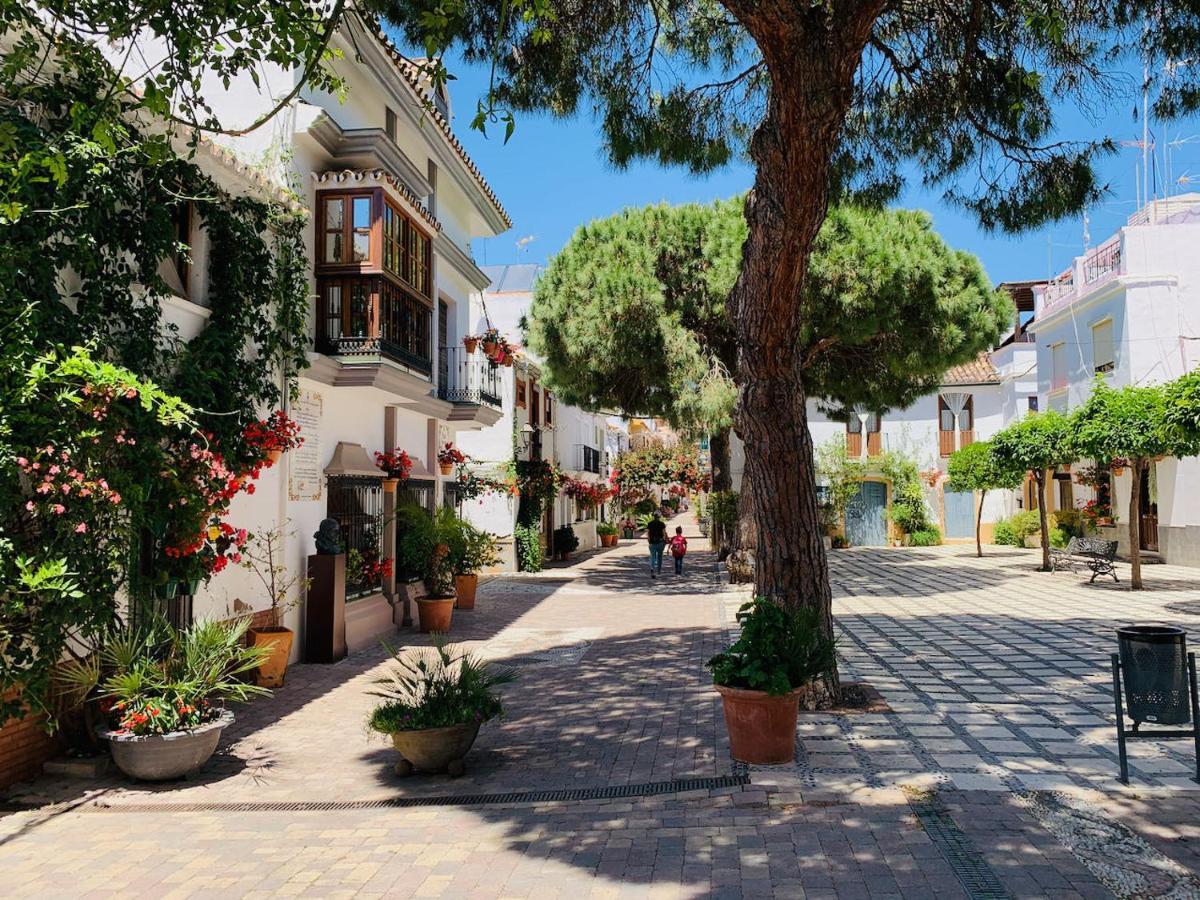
left=97, top=710, right=234, bottom=781
left=715, top=684, right=805, bottom=765
left=391, top=721, right=480, bottom=776
left=417, top=596, right=455, bottom=633
left=454, top=574, right=478, bottom=609
left=249, top=626, right=294, bottom=688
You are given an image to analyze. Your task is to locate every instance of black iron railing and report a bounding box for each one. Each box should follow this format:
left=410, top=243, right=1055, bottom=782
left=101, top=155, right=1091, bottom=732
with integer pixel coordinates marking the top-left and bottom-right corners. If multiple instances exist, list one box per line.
left=327, top=475, right=385, bottom=599
left=437, top=346, right=502, bottom=408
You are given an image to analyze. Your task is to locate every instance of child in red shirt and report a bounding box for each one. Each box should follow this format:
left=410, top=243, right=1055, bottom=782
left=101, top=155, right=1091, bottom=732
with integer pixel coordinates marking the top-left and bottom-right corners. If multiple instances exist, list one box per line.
left=669, top=526, right=688, bottom=575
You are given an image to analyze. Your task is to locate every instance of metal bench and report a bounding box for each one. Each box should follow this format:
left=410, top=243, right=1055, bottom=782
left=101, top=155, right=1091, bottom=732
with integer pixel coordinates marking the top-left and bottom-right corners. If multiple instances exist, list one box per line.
left=1050, top=536, right=1119, bottom=583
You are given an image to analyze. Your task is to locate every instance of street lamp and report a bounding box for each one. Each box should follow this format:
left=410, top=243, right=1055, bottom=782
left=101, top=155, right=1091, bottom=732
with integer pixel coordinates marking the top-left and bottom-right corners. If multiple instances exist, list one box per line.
left=519, top=423, right=537, bottom=452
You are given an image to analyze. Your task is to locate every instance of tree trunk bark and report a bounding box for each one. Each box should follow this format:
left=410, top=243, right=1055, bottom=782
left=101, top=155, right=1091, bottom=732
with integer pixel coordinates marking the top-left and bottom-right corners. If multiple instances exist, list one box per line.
left=1129, top=460, right=1143, bottom=590
left=1036, top=470, right=1050, bottom=571
left=727, top=462, right=757, bottom=577
left=976, top=489, right=987, bottom=558
left=710, top=428, right=732, bottom=493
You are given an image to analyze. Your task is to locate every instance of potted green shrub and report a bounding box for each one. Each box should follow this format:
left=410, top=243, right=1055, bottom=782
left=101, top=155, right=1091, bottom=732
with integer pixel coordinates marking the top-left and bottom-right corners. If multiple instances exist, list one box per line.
left=707, top=599, right=836, bottom=765
left=368, top=637, right=516, bottom=776
left=597, top=522, right=618, bottom=547
left=398, top=506, right=464, bottom=632
left=553, top=524, right=580, bottom=560
left=61, top=617, right=269, bottom=781
left=449, top=521, right=499, bottom=610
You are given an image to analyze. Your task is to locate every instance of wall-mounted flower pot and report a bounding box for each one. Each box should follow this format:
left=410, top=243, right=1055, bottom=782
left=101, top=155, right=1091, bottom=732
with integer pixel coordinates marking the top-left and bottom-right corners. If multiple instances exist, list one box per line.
left=266, top=448, right=283, bottom=466
left=382, top=477, right=399, bottom=494
left=416, top=596, right=455, bottom=633
left=249, top=625, right=294, bottom=687
left=438, top=462, right=453, bottom=476
left=454, top=574, right=478, bottom=609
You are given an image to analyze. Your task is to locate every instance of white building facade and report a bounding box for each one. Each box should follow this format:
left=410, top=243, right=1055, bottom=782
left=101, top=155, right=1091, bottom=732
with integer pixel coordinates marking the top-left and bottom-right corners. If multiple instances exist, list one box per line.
left=1032, top=195, right=1200, bottom=565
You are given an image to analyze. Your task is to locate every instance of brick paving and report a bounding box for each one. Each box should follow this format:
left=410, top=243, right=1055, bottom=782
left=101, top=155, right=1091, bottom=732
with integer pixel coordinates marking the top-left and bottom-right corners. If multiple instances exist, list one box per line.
left=5, top=531, right=1200, bottom=896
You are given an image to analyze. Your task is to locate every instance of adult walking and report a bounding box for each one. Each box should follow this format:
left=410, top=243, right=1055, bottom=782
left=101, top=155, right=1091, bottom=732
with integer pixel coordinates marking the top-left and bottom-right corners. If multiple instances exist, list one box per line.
left=646, top=512, right=668, bottom=578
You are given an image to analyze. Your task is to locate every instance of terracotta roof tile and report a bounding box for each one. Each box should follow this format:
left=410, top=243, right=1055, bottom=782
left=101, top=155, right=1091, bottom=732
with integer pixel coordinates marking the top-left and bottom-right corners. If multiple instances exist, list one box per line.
left=942, top=352, right=1000, bottom=385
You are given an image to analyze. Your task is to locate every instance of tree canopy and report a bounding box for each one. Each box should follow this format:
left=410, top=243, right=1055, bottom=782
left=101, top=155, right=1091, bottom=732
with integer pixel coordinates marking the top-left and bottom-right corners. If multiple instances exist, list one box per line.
left=946, top=441, right=1022, bottom=557
left=528, top=200, right=1011, bottom=426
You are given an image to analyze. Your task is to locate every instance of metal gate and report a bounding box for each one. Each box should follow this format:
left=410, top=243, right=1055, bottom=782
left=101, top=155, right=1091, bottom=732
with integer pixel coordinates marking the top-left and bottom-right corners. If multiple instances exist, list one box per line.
left=845, top=481, right=888, bottom=546
left=943, top=490, right=976, bottom=539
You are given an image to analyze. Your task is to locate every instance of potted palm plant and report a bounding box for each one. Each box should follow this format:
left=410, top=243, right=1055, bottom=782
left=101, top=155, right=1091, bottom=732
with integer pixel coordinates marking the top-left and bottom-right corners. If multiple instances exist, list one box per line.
left=597, top=522, right=619, bottom=547
left=240, top=522, right=307, bottom=687
left=707, top=599, right=836, bottom=765
left=60, top=616, right=269, bottom=781
left=449, top=521, right=499, bottom=610
left=368, top=637, right=515, bottom=776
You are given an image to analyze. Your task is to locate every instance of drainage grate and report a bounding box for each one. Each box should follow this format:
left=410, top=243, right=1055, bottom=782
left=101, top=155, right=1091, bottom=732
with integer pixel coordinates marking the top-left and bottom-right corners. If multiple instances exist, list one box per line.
left=904, top=788, right=1011, bottom=899
left=83, top=774, right=750, bottom=814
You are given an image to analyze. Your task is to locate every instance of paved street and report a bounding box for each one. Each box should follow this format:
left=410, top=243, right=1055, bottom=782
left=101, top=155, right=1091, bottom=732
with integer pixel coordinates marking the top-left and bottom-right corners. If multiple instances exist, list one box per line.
left=5, top=522, right=1200, bottom=897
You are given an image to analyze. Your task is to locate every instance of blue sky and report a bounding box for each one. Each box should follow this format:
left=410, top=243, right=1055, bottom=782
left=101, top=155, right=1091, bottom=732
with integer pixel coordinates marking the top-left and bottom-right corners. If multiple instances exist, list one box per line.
left=441, top=53, right=1200, bottom=286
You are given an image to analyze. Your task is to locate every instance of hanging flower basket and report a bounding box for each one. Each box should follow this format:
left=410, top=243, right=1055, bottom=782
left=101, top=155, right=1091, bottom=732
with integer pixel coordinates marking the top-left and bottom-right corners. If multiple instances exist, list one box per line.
left=482, top=340, right=498, bottom=356
left=463, top=336, right=479, bottom=354
left=502, top=355, right=513, bottom=367
left=382, top=477, right=399, bottom=494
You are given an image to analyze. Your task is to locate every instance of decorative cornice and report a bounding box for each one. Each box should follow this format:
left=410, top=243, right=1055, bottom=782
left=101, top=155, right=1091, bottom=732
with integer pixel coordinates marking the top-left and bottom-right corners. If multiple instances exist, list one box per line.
left=434, top=231, right=492, bottom=291
left=312, top=169, right=442, bottom=234
left=305, top=114, right=432, bottom=198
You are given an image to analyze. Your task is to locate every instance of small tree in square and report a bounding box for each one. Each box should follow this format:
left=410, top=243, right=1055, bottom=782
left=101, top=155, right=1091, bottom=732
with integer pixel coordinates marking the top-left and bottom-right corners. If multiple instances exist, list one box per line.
left=989, top=411, right=1076, bottom=572
left=946, top=441, right=1023, bottom=559
left=1073, top=380, right=1191, bottom=590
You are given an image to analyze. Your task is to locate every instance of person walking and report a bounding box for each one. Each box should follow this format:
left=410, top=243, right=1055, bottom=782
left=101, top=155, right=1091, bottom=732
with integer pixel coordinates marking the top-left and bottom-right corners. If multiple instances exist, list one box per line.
left=669, top=526, right=688, bottom=575
left=646, top=512, right=667, bottom=578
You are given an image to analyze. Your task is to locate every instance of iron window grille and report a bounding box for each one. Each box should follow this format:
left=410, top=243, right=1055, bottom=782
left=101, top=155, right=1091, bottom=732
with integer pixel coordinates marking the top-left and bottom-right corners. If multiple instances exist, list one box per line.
left=327, top=475, right=385, bottom=600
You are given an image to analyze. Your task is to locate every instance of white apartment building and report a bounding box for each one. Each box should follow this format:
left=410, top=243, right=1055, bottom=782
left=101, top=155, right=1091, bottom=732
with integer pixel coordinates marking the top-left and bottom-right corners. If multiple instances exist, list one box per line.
left=158, top=16, right=513, bottom=652
left=1032, top=194, right=1200, bottom=566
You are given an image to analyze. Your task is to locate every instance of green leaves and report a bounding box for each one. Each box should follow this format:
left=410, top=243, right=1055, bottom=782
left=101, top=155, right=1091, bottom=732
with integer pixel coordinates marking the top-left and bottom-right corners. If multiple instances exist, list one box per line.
left=707, top=599, right=836, bottom=696
left=990, top=409, right=1076, bottom=476
left=947, top=441, right=1023, bottom=493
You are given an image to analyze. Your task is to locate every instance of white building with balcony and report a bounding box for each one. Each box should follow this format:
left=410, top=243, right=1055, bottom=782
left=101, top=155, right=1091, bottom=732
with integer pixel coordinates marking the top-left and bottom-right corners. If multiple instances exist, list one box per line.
left=1032, top=194, right=1200, bottom=565
left=158, top=16, right=512, bottom=650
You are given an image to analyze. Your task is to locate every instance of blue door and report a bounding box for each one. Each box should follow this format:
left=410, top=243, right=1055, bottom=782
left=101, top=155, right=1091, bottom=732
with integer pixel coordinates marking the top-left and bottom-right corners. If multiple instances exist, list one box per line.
left=846, top=481, right=888, bottom=546
left=944, top=490, right=976, bottom=539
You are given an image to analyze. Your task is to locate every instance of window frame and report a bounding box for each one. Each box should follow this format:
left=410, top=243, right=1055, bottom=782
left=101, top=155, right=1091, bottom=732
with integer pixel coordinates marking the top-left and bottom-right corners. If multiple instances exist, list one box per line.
left=1092, top=318, right=1115, bottom=374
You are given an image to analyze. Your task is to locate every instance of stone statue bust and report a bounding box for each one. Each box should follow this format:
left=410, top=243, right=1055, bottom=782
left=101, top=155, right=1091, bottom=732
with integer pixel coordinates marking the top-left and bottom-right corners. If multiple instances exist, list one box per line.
left=314, top=518, right=342, bottom=555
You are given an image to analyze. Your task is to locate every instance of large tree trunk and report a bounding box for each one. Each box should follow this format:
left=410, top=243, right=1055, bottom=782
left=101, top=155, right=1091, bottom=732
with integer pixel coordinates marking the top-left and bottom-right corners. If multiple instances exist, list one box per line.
left=1036, top=470, right=1050, bottom=571
left=975, top=489, right=987, bottom=558
left=727, top=462, right=757, bottom=578
left=710, top=428, right=732, bottom=493
left=722, top=2, right=884, bottom=698
left=1129, top=460, right=1143, bottom=590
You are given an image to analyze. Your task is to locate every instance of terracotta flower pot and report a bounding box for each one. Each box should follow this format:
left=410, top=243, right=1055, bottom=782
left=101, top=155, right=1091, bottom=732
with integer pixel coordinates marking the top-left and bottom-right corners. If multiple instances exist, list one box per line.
left=454, top=574, right=478, bottom=609
left=503, top=356, right=513, bottom=367
left=463, top=337, right=479, bottom=353
left=249, top=625, right=294, bottom=688
left=417, top=596, right=455, bottom=633
left=482, top=340, right=498, bottom=356
left=391, top=720, right=480, bottom=776
left=438, top=462, right=454, bottom=476
left=266, top=448, right=283, bottom=465
left=715, top=684, right=805, bottom=765
left=382, top=477, right=399, bottom=494
left=98, top=710, right=234, bottom=781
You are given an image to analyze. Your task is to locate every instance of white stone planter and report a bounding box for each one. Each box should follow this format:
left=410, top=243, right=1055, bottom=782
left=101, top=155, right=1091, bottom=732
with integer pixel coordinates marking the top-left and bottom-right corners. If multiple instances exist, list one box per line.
left=97, top=709, right=233, bottom=781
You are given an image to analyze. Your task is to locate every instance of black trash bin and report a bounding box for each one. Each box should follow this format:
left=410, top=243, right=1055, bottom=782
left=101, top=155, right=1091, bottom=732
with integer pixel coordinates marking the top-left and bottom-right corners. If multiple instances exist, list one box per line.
left=1117, top=625, right=1190, bottom=726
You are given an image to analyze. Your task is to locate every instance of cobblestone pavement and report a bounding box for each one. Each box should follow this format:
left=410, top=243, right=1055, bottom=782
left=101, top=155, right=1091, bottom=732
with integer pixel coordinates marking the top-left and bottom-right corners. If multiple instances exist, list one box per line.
left=5, top=533, right=1200, bottom=897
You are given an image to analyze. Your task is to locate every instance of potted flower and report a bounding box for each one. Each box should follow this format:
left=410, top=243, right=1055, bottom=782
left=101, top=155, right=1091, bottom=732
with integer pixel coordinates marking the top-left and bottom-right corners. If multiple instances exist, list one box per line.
left=398, top=507, right=462, bottom=632
left=437, top=442, right=466, bottom=476
left=621, top=517, right=637, bottom=540
left=481, top=327, right=501, bottom=357
left=374, top=447, right=413, bottom=493
left=60, top=617, right=270, bottom=781
left=553, top=524, right=580, bottom=560
left=367, top=637, right=516, bottom=776
left=462, top=334, right=480, bottom=354
left=597, top=522, right=618, bottom=547
left=1111, top=457, right=1129, bottom=476
left=707, top=599, right=836, bottom=765
left=449, top=520, right=500, bottom=610
left=243, top=410, right=303, bottom=466
left=239, top=522, right=308, bottom=687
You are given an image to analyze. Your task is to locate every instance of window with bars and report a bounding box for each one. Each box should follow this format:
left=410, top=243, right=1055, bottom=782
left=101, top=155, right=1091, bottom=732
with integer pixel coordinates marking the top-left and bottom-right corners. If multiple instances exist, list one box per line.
left=545, top=391, right=554, bottom=425
left=326, top=475, right=385, bottom=599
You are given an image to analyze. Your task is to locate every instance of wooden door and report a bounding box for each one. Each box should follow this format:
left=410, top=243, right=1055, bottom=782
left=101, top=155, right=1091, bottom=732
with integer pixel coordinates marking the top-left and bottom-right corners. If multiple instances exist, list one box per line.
left=1140, top=461, right=1159, bottom=551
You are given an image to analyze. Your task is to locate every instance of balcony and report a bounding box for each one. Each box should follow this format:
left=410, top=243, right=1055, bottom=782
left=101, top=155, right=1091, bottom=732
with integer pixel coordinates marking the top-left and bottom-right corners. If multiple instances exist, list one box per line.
left=316, top=276, right=432, bottom=376
left=438, top=346, right=502, bottom=409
